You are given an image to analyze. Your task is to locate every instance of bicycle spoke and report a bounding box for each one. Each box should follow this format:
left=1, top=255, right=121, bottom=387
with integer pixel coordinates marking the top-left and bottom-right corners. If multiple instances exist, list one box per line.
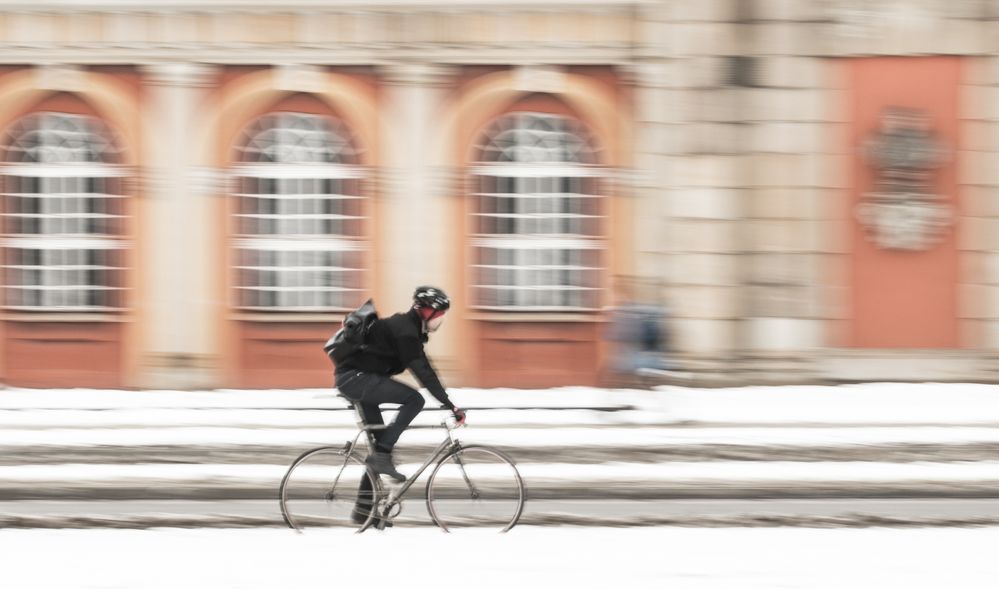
left=426, top=445, right=526, bottom=532
left=279, top=447, right=381, bottom=531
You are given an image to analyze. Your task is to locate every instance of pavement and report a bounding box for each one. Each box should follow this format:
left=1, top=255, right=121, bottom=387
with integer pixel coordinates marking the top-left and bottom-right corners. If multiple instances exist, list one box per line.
left=3, top=382, right=999, bottom=528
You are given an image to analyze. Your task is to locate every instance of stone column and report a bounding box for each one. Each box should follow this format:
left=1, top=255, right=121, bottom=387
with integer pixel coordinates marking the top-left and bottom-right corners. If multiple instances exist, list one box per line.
left=726, top=2, right=833, bottom=382
left=139, top=63, right=221, bottom=389
left=378, top=62, right=460, bottom=378
left=629, top=0, right=745, bottom=380
left=962, top=57, right=999, bottom=363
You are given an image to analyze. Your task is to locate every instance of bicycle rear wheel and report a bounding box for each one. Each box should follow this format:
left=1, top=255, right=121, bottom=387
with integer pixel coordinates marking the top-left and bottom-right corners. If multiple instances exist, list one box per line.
left=279, top=446, right=381, bottom=532
left=425, top=445, right=526, bottom=532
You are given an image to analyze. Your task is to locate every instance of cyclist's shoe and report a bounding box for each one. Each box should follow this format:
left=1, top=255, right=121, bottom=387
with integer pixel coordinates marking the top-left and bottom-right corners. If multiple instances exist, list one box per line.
left=366, top=451, right=406, bottom=483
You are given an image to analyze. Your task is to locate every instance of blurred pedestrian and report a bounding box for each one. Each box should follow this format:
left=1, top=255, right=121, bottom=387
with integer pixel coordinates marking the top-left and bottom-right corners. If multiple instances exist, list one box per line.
left=604, top=276, right=674, bottom=388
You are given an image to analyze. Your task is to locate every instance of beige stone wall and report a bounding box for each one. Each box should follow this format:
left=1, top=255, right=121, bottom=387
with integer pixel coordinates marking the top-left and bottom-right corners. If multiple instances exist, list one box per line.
left=962, top=56, right=999, bottom=354
left=631, top=4, right=742, bottom=368
left=626, top=0, right=999, bottom=379
left=742, top=47, right=839, bottom=359
left=139, top=64, right=222, bottom=389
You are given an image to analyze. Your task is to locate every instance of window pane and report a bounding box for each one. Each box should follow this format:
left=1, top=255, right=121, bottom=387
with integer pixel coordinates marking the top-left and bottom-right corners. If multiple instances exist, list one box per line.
left=231, top=113, right=366, bottom=311
left=2, top=114, right=126, bottom=311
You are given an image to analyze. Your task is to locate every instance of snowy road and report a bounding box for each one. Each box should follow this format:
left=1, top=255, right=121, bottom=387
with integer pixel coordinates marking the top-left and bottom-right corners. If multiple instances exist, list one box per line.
left=3, top=526, right=999, bottom=588
left=8, top=383, right=999, bottom=532
left=7, top=498, right=999, bottom=528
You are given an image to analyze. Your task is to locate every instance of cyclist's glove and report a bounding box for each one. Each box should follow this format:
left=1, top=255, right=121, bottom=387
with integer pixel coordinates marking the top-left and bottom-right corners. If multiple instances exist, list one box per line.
left=451, top=407, right=467, bottom=426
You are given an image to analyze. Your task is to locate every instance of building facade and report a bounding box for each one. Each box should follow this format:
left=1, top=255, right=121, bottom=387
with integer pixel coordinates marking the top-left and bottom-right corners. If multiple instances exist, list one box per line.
left=1, top=0, right=999, bottom=389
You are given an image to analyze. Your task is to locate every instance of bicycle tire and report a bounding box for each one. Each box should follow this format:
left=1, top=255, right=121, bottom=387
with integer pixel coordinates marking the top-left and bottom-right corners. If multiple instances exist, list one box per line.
left=425, top=444, right=526, bottom=533
left=279, top=446, right=381, bottom=532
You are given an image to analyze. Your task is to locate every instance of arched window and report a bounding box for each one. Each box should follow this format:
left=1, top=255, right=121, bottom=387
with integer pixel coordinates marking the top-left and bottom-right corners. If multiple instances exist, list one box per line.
left=470, top=112, right=604, bottom=310
left=1, top=112, right=128, bottom=311
left=231, top=112, right=365, bottom=312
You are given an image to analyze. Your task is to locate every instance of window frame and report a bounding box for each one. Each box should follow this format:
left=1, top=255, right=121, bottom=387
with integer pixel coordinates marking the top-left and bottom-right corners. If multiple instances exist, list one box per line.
left=229, top=111, right=367, bottom=314
left=469, top=112, right=605, bottom=313
left=0, top=112, right=129, bottom=313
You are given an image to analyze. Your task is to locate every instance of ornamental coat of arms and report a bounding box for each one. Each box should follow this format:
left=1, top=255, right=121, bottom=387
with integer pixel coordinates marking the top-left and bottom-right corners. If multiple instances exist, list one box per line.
left=856, top=106, right=953, bottom=251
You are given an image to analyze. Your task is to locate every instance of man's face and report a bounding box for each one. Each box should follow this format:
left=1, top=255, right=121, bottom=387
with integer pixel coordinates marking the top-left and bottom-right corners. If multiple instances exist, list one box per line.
left=426, top=311, right=446, bottom=332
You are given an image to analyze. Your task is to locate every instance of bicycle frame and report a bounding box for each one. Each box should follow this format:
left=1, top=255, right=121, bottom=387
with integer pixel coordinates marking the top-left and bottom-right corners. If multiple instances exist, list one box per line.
left=327, top=428, right=376, bottom=500
left=332, top=395, right=484, bottom=531
left=352, top=421, right=465, bottom=529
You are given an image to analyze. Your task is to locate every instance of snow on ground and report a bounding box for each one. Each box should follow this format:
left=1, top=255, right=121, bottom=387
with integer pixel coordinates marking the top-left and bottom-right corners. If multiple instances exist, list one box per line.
left=7, top=424, right=999, bottom=448
left=6, top=382, right=999, bottom=425
left=6, top=382, right=999, bottom=493
left=3, top=526, right=999, bottom=589
left=3, top=461, right=999, bottom=485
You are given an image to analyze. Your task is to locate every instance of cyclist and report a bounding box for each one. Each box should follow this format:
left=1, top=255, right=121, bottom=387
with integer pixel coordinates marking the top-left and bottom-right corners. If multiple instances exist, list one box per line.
left=335, top=285, right=466, bottom=494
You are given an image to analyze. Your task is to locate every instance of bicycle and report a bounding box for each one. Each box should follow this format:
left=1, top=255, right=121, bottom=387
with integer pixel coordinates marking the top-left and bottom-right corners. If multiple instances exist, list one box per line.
left=279, top=394, right=526, bottom=533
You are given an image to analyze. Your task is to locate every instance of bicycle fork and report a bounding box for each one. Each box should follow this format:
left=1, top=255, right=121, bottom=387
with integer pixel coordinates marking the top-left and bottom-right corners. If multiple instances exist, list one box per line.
left=451, top=441, right=481, bottom=500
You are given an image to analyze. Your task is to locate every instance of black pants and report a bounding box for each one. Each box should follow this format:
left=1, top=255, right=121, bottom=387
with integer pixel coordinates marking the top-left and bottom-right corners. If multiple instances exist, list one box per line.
left=335, top=370, right=426, bottom=453
left=337, top=370, right=425, bottom=519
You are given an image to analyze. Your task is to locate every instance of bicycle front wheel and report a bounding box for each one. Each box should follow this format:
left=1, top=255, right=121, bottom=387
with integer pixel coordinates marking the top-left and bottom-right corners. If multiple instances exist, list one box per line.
left=425, top=445, right=526, bottom=532
left=279, top=446, right=381, bottom=532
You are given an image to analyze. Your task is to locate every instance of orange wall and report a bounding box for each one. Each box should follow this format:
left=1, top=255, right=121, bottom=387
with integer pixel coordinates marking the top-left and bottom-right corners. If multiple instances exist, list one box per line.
left=848, top=57, right=962, bottom=348
left=4, top=322, right=124, bottom=388
left=477, top=321, right=601, bottom=388
left=237, top=322, right=334, bottom=388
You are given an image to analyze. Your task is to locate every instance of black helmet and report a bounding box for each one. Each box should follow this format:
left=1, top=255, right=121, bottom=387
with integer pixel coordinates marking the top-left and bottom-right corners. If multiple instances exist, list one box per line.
left=413, top=285, right=450, bottom=312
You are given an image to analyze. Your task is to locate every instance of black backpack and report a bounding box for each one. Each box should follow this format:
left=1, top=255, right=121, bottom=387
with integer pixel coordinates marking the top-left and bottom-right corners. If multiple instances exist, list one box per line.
left=323, top=299, right=379, bottom=364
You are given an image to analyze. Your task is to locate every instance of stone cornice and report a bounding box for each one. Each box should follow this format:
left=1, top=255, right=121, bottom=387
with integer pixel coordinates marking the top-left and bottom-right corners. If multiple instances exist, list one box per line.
left=0, top=7, right=641, bottom=67
left=378, top=62, right=459, bottom=87
left=273, top=64, right=327, bottom=93
left=0, top=45, right=635, bottom=65
left=34, top=64, right=87, bottom=92
left=513, top=65, right=566, bottom=94
left=142, top=62, right=219, bottom=87
left=0, top=0, right=650, bottom=8
left=616, top=61, right=671, bottom=89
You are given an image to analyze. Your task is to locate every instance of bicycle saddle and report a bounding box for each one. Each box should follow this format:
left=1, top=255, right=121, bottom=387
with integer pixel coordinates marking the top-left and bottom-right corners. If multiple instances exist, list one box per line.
left=336, top=393, right=388, bottom=431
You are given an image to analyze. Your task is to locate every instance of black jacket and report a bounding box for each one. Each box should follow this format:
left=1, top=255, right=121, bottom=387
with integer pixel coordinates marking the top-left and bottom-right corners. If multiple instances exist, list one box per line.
left=335, top=308, right=454, bottom=409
